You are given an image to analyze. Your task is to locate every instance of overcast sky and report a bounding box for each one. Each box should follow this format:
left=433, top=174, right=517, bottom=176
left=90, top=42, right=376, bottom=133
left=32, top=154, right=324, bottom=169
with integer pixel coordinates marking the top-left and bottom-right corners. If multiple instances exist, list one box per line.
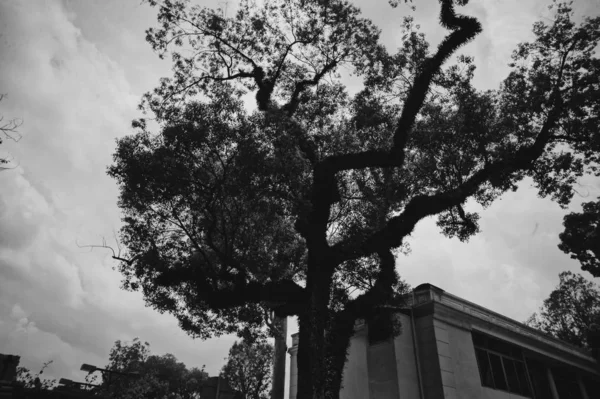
left=1, top=0, right=599, bottom=393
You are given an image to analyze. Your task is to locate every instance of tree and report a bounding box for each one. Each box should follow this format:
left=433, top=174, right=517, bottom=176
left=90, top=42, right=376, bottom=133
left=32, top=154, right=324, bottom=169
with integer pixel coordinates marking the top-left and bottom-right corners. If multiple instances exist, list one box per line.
left=221, top=339, right=273, bottom=399
left=86, top=338, right=208, bottom=399
left=526, top=271, right=600, bottom=348
left=107, top=1, right=600, bottom=398
left=16, top=360, right=57, bottom=391
left=0, top=93, right=22, bottom=170
left=558, top=198, right=600, bottom=277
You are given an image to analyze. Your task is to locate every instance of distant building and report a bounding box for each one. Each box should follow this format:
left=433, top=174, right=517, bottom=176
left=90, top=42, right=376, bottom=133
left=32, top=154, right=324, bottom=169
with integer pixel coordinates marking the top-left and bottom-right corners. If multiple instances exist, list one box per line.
left=0, top=354, right=20, bottom=399
left=288, top=283, right=600, bottom=399
left=201, top=376, right=243, bottom=399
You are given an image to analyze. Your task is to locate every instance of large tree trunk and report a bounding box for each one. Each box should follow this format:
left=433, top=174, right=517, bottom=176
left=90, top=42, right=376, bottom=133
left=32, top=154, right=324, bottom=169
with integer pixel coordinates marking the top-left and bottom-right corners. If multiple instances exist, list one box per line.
left=324, top=312, right=356, bottom=399
left=296, top=313, right=313, bottom=399
left=271, top=315, right=287, bottom=399
left=295, top=296, right=357, bottom=399
left=295, top=257, right=332, bottom=399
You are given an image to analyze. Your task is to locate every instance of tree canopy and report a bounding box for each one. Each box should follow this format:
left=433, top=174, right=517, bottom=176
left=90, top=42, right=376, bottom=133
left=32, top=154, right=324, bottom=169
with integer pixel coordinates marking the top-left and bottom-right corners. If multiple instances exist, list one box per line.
left=526, top=271, right=600, bottom=348
left=16, top=360, right=57, bottom=391
left=107, top=0, right=600, bottom=398
left=86, top=338, right=208, bottom=399
left=559, top=198, right=600, bottom=277
left=221, top=339, right=273, bottom=399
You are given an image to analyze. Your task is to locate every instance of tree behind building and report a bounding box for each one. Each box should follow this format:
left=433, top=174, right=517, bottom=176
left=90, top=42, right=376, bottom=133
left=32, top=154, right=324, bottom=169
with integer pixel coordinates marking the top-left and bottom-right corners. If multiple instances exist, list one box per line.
left=221, top=340, right=273, bottom=399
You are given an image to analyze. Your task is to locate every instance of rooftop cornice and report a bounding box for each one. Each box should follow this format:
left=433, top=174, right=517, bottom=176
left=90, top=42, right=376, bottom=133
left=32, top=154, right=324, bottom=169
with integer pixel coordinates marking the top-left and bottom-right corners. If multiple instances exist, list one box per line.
left=408, top=285, right=596, bottom=365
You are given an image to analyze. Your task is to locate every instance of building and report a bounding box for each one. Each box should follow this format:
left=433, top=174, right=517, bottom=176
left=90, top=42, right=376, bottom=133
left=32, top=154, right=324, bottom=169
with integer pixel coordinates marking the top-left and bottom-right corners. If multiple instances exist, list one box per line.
left=1, top=354, right=20, bottom=399
left=200, top=376, right=243, bottom=399
left=288, top=284, right=600, bottom=399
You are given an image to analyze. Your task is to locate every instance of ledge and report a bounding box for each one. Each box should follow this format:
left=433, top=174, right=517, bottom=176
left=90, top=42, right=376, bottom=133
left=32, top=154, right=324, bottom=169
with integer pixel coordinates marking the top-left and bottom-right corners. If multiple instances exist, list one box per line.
left=407, top=285, right=597, bottom=366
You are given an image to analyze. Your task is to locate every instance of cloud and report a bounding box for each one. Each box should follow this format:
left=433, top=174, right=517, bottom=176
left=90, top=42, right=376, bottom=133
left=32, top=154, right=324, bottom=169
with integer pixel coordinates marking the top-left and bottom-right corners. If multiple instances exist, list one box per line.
left=0, top=0, right=235, bottom=383
left=396, top=176, right=600, bottom=324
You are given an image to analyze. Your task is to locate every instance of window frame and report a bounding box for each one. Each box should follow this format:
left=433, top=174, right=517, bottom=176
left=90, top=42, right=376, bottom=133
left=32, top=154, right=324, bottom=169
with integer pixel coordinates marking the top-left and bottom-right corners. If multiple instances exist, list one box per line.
left=472, top=331, right=534, bottom=397
left=552, top=367, right=585, bottom=399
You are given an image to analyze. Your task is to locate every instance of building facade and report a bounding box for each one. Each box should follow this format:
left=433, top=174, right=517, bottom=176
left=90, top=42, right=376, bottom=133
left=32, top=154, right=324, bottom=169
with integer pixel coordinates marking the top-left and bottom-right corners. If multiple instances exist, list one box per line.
left=288, top=284, right=600, bottom=399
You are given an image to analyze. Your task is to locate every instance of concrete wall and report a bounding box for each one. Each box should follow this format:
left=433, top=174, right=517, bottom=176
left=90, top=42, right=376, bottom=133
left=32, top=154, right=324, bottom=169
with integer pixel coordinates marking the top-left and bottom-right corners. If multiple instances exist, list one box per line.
left=287, top=330, right=371, bottom=399
left=393, top=313, right=420, bottom=399
left=433, top=318, right=457, bottom=399
left=446, top=321, right=483, bottom=399
left=412, top=314, right=527, bottom=399
left=367, top=339, right=400, bottom=399
left=339, top=316, right=420, bottom=399
left=415, top=314, right=444, bottom=399
left=340, top=329, right=370, bottom=399
left=288, top=337, right=298, bottom=399
left=444, top=322, right=521, bottom=399
left=289, top=318, right=534, bottom=399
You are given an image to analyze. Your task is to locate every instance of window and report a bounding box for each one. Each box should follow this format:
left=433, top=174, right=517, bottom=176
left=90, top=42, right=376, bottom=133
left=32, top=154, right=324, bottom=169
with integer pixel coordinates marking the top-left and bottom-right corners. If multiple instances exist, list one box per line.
left=526, top=358, right=553, bottom=399
left=583, top=376, right=600, bottom=398
left=489, top=353, right=508, bottom=391
left=472, top=331, right=532, bottom=397
left=475, top=348, right=494, bottom=387
left=505, top=358, right=532, bottom=397
left=552, top=368, right=584, bottom=399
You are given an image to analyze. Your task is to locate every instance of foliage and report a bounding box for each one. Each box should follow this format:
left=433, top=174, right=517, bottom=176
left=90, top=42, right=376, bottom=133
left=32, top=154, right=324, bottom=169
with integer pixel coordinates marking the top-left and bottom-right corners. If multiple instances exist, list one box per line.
left=107, top=0, right=600, bottom=398
left=221, top=339, right=273, bottom=399
left=86, top=338, right=208, bottom=399
left=16, top=360, right=57, bottom=390
left=526, top=271, right=600, bottom=348
left=558, top=198, right=600, bottom=277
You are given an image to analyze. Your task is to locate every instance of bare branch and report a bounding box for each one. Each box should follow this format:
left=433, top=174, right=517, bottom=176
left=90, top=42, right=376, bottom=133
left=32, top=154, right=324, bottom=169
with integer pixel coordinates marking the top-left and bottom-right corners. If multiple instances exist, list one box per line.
left=0, top=93, right=23, bottom=168
left=158, top=71, right=254, bottom=111
left=76, top=238, right=139, bottom=266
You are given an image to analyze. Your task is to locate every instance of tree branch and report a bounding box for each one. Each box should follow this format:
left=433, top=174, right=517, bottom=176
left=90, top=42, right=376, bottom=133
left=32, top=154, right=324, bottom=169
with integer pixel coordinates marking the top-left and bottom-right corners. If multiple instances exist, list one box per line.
left=391, top=0, right=482, bottom=161
left=304, top=0, right=482, bottom=255
left=284, top=57, right=341, bottom=117
left=76, top=238, right=139, bottom=266
left=335, top=97, right=564, bottom=263
left=198, top=279, right=307, bottom=312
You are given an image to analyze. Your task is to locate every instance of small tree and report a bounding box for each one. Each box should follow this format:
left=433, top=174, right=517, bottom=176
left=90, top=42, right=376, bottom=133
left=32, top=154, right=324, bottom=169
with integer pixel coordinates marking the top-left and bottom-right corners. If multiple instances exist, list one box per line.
left=558, top=198, right=600, bottom=277
left=16, top=360, right=57, bottom=390
left=221, top=339, right=273, bottom=399
left=526, top=271, right=600, bottom=348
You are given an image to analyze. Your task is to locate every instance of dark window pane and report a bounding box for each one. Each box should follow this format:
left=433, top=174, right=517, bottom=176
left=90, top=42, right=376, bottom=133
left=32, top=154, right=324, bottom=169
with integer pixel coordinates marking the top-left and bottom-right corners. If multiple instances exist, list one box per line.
left=488, top=337, right=517, bottom=357
left=472, top=331, right=486, bottom=347
left=554, top=379, right=582, bottom=399
left=511, top=346, right=524, bottom=359
left=503, top=358, right=522, bottom=394
left=489, top=353, right=508, bottom=390
left=472, top=331, right=523, bottom=358
left=475, top=348, right=494, bottom=388
left=553, top=369, right=583, bottom=399
left=514, top=361, right=532, bottom=397
left=583, top=376, right=600, bottom=398
left=526, top=358, right=553, bottom=399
